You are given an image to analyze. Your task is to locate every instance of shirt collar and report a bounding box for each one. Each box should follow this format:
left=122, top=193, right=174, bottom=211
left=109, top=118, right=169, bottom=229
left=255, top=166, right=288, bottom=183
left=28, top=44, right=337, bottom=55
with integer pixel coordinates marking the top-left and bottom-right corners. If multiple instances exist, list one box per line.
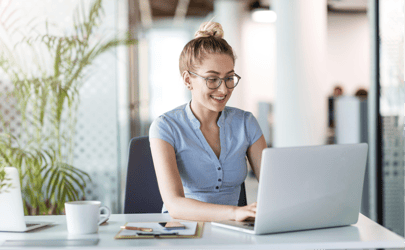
left=186, top=100, right=201, bottom=129
left=185, top=100, right=226, bottom=129
left=217, top=108, right=225, bottom=128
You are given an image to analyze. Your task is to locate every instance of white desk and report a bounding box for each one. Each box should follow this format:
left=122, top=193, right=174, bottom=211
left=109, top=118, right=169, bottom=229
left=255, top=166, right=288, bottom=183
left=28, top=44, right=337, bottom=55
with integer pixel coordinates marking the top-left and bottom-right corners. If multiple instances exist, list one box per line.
left=0, top=213, right=403, bottom=249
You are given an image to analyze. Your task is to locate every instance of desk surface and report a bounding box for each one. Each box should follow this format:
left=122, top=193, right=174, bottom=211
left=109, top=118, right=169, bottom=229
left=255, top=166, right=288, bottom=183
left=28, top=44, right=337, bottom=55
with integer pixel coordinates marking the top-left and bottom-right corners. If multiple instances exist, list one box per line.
left=0, top=213, right=403, bottom=249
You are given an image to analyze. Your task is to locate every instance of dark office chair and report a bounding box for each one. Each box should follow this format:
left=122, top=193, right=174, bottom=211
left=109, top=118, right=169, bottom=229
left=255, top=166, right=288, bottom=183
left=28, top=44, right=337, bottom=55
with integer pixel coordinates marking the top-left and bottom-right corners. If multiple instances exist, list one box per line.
left=124, top=136, right=247, bottom=214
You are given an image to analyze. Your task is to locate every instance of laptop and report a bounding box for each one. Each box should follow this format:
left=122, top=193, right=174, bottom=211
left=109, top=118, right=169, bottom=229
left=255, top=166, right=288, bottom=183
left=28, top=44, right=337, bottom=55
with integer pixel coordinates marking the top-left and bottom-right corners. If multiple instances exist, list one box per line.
left=212, top=143, right=368, bottom=234
left=0, top=167, right=52, bottom=232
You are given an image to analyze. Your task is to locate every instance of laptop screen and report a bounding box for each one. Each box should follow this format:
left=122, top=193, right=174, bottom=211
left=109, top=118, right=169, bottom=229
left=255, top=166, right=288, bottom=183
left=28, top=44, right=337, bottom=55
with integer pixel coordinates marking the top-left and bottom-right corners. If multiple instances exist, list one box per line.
left=0, top=167, right=28, bottom=231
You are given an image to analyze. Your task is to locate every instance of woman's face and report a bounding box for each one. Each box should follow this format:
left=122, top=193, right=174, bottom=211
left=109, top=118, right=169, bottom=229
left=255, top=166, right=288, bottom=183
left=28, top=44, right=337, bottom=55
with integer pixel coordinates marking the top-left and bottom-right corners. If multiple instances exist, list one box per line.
left=186, top=53, right=235, bottom=113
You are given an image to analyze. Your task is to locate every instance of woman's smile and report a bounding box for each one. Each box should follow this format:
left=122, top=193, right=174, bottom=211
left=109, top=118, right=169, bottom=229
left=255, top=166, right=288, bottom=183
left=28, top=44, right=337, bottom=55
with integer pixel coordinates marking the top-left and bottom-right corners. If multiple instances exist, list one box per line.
left=210, top=95, right=227, bottom=103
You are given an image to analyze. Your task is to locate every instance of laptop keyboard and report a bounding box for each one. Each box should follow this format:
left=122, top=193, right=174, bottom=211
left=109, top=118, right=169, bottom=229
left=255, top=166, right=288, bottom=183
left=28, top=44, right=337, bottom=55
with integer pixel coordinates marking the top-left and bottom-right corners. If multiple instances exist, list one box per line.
left=243, top=222, right=255, bottom=228
left=26, top=223, right=39, bottom=227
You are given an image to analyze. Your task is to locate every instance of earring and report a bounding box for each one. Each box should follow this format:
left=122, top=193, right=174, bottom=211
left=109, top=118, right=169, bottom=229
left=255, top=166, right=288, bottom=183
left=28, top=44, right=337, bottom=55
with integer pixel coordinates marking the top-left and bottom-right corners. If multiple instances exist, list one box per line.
left=188, top=85, right=192, bottom=90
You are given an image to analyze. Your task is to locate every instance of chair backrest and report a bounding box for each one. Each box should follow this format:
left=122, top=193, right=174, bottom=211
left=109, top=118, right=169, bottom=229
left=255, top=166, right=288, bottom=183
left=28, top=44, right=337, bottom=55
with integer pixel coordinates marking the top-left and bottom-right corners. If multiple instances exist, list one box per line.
left=124, top=136, right=162, bottom=213
left=124, top=136, right=247, bottom=214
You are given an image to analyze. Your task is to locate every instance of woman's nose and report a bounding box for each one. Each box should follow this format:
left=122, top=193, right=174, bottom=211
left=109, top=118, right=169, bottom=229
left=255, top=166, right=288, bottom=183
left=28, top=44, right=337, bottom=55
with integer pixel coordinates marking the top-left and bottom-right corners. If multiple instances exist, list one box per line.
left=217, top=80, right=228, bottom=93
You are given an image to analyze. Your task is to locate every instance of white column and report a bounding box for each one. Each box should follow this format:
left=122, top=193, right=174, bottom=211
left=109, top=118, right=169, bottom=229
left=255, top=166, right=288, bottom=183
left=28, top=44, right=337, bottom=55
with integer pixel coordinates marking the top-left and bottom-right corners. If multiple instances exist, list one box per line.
left=214, top=0, right=246, bottom=109
left=273, top=0, right=327, bottom=147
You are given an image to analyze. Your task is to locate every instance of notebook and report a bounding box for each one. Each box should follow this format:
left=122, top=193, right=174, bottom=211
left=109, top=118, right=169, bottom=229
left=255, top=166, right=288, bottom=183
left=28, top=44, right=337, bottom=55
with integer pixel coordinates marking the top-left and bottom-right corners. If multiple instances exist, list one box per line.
left=115, top=221, right=204, bottom=239
left=212, top=143, right=368, bottom=234
left=0, top=167, right=52, bottom=232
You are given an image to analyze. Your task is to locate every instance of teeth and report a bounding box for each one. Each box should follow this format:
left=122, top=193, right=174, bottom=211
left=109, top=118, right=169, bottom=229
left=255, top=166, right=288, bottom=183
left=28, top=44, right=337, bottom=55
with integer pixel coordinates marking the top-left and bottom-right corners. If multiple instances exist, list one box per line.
left=212, top=96, right=225, bottom=100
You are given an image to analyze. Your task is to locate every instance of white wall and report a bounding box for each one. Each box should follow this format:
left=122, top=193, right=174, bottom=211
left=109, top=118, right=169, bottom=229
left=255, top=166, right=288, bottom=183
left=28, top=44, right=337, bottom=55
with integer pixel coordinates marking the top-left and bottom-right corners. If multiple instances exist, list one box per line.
left=147, top=29, right=189, bottom=121
left=327, top=12, right=370, bottom=96
left=241, top=16, right=277, bottom=115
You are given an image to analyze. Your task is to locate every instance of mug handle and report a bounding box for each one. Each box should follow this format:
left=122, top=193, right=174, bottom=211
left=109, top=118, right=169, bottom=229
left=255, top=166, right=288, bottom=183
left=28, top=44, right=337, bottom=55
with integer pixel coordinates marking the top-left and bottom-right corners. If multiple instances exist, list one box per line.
left=98, top=206, right=111, bottom=225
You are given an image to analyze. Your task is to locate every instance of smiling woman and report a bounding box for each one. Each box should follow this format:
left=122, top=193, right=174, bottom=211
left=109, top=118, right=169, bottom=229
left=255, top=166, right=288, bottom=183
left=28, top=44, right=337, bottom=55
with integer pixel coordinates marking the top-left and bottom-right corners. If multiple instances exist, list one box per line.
left=148, top=21, right=267, bottom=222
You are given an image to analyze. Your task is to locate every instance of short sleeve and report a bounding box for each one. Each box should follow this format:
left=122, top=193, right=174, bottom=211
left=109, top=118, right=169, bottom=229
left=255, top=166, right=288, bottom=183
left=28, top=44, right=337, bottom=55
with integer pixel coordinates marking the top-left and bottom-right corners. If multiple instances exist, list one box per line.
left=149, top=116, right=175, bottom=148
left=244, top=112, right=263, bottom=146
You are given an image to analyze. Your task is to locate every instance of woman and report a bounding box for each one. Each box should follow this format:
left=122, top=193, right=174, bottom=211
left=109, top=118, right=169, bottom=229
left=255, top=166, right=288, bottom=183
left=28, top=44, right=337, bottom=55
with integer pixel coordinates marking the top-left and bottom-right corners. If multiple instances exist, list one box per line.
left=149, top=22, right=267, bottom=222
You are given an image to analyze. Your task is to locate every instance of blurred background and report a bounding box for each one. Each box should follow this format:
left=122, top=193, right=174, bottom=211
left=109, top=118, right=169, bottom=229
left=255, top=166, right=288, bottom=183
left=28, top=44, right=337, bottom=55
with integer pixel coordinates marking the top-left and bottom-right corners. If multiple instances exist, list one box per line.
left=0, top=0, right=403, bottom=237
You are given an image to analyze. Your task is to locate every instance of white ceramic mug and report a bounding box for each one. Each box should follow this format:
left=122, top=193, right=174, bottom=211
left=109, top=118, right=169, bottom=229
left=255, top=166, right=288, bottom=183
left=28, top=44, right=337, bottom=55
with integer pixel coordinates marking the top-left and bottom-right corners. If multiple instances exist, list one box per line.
left=65, top=201, right=110, bottom=235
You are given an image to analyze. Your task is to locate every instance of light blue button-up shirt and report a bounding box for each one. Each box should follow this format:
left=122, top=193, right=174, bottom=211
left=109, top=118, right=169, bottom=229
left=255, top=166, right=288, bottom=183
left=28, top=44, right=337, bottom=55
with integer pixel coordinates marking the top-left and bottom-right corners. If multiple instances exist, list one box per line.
left=149, top=101, right=263, bottom=212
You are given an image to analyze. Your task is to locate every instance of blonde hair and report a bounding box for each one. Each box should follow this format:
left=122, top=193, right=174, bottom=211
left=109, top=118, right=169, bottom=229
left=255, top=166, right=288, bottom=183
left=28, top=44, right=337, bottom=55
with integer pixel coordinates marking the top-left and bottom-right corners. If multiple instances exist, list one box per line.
left=179, top=21, right=236, bottom=75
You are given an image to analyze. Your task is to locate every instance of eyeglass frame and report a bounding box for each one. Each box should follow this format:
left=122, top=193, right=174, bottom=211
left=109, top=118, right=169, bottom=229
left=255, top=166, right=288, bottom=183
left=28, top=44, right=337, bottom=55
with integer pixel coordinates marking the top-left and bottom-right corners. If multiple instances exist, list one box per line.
left=187, top=71, right=241, bottom=89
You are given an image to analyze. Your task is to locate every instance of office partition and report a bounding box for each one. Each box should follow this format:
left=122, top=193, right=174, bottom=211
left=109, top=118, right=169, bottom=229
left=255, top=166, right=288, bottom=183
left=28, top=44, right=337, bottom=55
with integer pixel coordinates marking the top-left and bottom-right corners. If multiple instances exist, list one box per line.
left=379, top=0, right=404, bottom=237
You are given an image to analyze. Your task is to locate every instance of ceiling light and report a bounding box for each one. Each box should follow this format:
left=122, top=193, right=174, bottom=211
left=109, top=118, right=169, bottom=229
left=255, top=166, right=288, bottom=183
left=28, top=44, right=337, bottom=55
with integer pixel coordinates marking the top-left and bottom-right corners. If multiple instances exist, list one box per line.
left=252, top=9, right=277, bottom=23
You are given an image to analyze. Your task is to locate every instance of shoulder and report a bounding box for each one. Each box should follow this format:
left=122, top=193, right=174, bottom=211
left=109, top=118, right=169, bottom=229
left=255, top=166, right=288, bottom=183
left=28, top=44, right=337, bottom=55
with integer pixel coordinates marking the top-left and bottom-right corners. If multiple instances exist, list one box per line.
left=149, top=103, right=188, bottom=146
left=163, top=103, right=188, bottom=117
left=152, top=103, right=188, bottom=125
left=223, top=107, right=262, bottom=145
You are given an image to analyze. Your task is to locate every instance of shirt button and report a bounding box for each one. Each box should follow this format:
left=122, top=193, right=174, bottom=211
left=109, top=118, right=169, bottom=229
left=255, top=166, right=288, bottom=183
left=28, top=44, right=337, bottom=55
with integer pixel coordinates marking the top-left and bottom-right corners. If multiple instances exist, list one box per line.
left=217, top=167, right=221, bottom=170
left=215, top=186, right=219, bottom=189
left=218, top=179, right=222, bottom=182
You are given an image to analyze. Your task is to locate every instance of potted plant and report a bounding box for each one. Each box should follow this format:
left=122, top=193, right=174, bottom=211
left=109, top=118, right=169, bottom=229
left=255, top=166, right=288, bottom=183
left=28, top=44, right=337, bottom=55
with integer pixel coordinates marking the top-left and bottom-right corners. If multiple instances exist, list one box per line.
left=0, top=0, right=136, bottom=215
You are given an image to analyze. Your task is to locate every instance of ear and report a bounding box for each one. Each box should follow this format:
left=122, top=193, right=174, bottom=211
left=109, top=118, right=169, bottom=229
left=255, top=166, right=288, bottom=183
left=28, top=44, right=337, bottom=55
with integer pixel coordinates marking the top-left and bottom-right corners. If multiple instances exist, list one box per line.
left=182, top=71, right=193, bottom=90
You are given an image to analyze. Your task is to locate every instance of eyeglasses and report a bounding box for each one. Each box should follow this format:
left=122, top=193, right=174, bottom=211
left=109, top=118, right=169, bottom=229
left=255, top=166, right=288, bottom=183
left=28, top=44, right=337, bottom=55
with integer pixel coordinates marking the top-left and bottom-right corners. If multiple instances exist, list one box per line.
left=188, top=71, right=241, bottom=89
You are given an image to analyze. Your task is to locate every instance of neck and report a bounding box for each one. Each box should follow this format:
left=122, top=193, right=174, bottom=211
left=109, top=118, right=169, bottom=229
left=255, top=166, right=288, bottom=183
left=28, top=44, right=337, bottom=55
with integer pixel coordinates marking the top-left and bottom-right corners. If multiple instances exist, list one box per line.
left=190, top=100, right=221, bottom=127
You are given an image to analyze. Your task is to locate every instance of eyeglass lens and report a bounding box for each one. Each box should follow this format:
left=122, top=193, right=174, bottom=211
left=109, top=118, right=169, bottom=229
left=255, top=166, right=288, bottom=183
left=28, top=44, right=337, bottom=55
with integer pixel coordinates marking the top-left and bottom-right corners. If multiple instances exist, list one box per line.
left=206, top=76, right=239, bottom=89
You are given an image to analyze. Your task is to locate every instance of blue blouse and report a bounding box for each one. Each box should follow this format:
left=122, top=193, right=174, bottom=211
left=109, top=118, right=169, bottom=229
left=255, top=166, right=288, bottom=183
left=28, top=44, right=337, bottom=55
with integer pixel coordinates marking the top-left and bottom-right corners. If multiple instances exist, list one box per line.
left=149, top=101, right=263, bottom=212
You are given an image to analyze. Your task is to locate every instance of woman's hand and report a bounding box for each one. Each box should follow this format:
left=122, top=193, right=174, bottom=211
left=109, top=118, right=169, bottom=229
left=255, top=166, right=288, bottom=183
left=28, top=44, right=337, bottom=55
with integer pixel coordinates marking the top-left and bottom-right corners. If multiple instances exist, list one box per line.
left=233, top=202, right=257, bottom=222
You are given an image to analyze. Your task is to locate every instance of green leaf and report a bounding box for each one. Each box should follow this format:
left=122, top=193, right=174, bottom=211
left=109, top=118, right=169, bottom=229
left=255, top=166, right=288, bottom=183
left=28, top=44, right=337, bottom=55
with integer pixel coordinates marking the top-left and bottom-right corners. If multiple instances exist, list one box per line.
left=46, top=168, right=59, bottom=199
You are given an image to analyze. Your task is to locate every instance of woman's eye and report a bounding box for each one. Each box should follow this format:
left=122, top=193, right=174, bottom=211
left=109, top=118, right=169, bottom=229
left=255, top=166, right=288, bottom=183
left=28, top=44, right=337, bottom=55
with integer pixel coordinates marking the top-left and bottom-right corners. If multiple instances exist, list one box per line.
left=207, top=78, right=219, bottom=83
left=226, top=76, right=235, bottom=82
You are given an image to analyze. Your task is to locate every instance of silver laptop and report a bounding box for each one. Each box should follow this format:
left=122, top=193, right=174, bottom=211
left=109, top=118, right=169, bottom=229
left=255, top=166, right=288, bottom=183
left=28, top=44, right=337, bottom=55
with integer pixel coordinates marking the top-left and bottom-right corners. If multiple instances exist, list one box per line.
left=0, top=167, right=52, bottom=232
left=212, top=143, right=368, bottom=234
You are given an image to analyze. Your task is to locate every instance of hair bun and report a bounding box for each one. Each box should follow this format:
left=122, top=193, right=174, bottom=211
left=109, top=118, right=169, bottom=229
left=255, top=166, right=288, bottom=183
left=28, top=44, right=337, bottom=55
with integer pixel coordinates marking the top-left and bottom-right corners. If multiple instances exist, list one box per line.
left=194, top=22, right=224, bottom=39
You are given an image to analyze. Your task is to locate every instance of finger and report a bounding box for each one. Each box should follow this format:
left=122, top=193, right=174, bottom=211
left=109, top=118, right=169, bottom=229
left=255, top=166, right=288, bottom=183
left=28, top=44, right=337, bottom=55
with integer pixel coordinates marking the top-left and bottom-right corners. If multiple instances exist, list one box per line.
left=249, top=202, right=257, bottom=208
left=240, top=213, right=255, bottom=222
left=244, top=216, right=255, bottom=222
left=246, top=206, right=256, bottom=213
left=236, top=217, right=246, bottom=222
left=247, top=210, right=256, bottom=217
left=236, top=210, right=256, bottom=222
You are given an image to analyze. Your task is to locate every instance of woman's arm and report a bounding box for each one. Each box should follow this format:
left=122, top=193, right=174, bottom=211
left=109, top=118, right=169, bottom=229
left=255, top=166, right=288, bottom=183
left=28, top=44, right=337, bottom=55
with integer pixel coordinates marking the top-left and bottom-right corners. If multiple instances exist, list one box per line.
left=247, top=135, right=267, bottom=182
left=150, top=138, right=256, bottom=222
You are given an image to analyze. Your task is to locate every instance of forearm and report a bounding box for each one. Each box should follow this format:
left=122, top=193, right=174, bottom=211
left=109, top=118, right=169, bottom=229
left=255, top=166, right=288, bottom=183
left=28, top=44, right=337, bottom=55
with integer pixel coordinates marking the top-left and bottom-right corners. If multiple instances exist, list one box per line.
left=166, top=197, right=236, bottom=222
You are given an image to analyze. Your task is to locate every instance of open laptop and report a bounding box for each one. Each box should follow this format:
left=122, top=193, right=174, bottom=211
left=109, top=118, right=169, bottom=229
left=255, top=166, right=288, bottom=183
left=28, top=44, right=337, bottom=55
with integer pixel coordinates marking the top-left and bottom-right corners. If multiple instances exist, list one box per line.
left=0, top=167, right=52, bottom=232
left=212, top=143, right=368, bottom=234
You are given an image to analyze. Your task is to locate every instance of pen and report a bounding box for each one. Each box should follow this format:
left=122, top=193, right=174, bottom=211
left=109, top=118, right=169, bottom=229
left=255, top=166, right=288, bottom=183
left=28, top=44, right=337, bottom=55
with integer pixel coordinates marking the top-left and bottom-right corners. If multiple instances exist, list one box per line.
left=136, top=232, right=178, bottom=236
left=120, top=226, right=153, bottom=232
